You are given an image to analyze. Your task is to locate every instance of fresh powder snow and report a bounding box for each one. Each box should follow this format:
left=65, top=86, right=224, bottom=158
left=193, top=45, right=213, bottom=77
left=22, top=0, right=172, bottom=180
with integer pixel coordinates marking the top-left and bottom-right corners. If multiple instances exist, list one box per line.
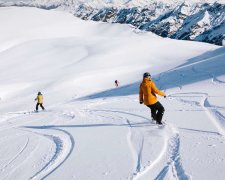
left=0, top=6, right=225, bottom=180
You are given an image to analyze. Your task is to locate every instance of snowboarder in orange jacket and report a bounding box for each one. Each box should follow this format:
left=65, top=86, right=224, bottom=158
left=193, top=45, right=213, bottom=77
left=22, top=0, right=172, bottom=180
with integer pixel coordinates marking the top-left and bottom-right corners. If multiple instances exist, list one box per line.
left=139, top=72, right=166, bottom=124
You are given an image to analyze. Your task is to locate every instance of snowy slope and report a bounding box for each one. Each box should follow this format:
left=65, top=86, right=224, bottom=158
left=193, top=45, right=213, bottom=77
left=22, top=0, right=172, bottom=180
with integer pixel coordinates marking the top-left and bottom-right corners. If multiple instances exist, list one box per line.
left=0, top=6, right=225, bottom=180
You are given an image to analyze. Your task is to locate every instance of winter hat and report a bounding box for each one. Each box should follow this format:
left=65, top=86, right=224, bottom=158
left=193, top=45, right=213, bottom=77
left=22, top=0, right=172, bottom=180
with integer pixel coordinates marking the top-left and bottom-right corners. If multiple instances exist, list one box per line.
left=143, top=72, right=151, bottom=78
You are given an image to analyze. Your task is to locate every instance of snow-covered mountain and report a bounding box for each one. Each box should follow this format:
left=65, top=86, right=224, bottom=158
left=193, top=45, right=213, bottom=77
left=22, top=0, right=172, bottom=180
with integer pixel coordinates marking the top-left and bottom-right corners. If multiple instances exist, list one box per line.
left=0, top=0, right=225, bottom=45
left=1, top=6, right=225, bottom=180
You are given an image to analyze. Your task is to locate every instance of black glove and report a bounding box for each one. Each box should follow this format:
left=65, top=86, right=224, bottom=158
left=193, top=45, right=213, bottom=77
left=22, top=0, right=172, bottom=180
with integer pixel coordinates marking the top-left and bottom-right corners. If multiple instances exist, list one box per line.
left=140, top=101, right=143, bottom=104
left=164, top=96, right=166, bottom=98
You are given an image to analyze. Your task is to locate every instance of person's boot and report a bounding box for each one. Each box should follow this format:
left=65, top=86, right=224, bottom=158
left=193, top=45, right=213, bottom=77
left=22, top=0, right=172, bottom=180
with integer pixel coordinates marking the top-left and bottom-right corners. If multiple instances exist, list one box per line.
left=156, top=121, right=162, bottom=125
left=152, top=117, right=157, bottom=123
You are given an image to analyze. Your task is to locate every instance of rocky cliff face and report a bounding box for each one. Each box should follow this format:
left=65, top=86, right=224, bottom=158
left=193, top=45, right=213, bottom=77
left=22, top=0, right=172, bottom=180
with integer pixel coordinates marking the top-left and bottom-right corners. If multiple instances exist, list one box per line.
left=71, top=1, right=225, bottom=45
left=1, top=0, right=224, bottom=45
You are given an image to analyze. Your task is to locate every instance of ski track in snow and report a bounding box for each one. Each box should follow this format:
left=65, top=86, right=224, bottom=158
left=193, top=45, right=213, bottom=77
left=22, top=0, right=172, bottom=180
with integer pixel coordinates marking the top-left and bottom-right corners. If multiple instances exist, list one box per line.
left=87, top=108, right=187, bottom=180
left=192, top=66, right=225, bottom=85
left=0, top=132, right=41, bottom=179
left=87, top=109, right=152, bottom=178
left=212, top=77, right=225, bottom=84
left=151, top=58, right=225, bottom=178
left=150, top=91, right=225, bottom=180
left=0, top=136, right=29, bottom=171
left=203, top=95, right=225, bottom=137
left=126, top=118, right=144, bottom=177
left=0, top=110, right=74, bottom=179
left=153, top=59, right=225, bottom=179
left=132, top=123, right=190, bottom=180
left=0, top=111, right=42, bottom=132
left=163, top=56, right=225, bottom=136
left=193, top=61, right=225, bottom=85
left=157, top=53, right=225, bottom=92
left=169, top=92, right=225, bottom=137
left=89, top=109, right=147, bottom=177
left=22, top=127, right=75, bottom=180
left=154, top=130, right=190, bottom=180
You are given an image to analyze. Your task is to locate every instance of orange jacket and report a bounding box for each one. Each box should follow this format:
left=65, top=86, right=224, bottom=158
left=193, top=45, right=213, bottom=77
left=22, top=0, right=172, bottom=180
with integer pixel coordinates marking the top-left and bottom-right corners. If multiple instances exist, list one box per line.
left=139, top=77, right=166, bottom=105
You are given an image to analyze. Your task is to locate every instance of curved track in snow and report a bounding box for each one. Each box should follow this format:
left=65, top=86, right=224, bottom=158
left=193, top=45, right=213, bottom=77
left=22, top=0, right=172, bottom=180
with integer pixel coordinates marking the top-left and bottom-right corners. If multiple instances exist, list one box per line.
left=27, top=127, right=75, bottom=179
left=86, top=108, right=190, bottom=180
left=169, top=92, right=225, bottom=137
left=0, top=111, right=74, bottom=179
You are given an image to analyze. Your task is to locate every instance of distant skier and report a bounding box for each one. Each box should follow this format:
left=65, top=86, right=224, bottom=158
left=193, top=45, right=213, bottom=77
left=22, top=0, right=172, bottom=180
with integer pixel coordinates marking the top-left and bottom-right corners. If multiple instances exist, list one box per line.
left=35, top=92, right=45, bottom=112
left=115, top=80, right=119, bottom=87
left=139, top=72, right=166, bottom=125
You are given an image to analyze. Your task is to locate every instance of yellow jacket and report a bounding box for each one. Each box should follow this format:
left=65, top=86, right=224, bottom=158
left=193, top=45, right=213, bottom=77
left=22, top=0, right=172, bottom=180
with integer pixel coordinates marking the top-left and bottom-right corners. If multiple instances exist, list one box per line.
left=139, top=77, right=166, bottom=105
left=35, top=95, right=43, bottom=104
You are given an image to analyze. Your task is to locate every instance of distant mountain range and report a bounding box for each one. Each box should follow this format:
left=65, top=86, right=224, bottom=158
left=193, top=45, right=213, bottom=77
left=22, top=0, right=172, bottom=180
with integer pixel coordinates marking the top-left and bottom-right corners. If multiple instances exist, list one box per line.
left=1, top=0, right=224, bottom=45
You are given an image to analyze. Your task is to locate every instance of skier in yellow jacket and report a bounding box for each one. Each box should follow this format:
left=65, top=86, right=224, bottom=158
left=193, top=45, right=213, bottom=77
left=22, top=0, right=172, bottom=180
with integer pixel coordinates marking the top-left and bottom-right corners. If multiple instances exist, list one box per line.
left=139, top=72, right=166, bottom=124
left=35, top=92, right=45, bottom=112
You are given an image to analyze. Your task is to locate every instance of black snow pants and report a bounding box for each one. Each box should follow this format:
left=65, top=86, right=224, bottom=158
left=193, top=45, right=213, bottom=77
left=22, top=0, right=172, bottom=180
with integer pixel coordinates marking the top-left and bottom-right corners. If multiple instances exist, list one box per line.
left=147, top=101, right=165, bottom=123
left=36, top=103, right=45, bottom=111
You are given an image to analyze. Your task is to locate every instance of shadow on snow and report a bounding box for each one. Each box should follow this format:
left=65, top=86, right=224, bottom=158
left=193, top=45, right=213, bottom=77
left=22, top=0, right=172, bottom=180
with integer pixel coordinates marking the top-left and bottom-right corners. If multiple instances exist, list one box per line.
left=22, top=122, right=155, bottom=130
left=79, top=46, right=225, bottom=100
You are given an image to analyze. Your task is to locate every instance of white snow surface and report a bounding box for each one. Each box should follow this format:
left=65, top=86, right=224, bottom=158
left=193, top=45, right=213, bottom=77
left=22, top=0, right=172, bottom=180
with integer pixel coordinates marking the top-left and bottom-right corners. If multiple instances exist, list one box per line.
left=1, top=6, right=225, bottom=180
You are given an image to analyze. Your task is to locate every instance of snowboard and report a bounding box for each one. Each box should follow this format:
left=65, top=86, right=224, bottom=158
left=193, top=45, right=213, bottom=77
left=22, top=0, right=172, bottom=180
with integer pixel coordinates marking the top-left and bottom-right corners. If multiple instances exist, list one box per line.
left=151, top=119, right=166, bottom=128
left=23, top=110, right=49, bottom=114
